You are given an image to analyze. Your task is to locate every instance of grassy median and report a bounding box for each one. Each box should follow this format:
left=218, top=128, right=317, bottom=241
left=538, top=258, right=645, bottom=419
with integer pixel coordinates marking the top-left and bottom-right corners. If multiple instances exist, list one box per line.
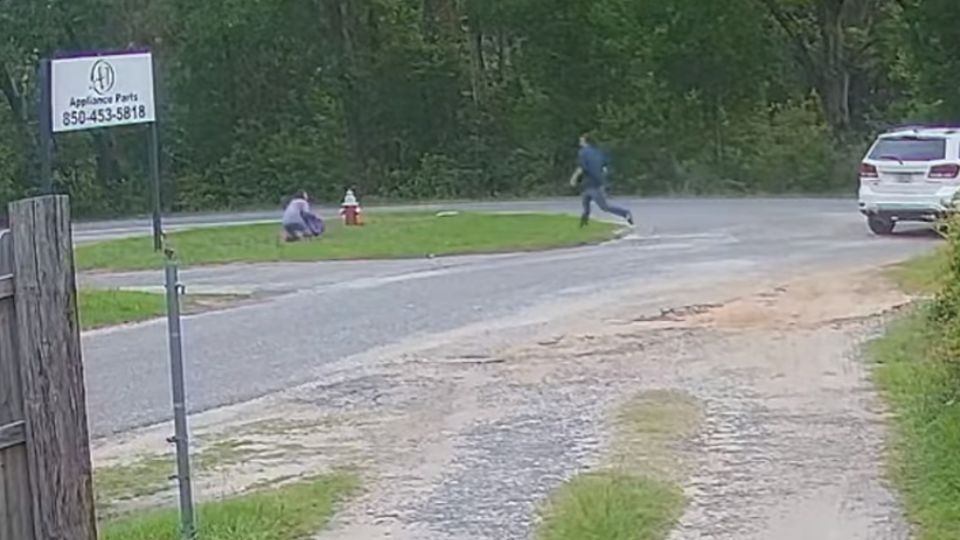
left=76, top=212, right=620, bottom=272
left=80, top=289, right=167, bottom=330
left=79, top=289, right=245, bottom=330
left=873, top=250, right=960, bottom=540
left=101, top=474, right=357, bottom=540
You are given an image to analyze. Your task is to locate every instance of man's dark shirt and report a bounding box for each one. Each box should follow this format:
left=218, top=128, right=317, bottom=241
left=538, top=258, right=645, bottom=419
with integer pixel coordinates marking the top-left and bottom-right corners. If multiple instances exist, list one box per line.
left=577, top=144, right=608, bottom=188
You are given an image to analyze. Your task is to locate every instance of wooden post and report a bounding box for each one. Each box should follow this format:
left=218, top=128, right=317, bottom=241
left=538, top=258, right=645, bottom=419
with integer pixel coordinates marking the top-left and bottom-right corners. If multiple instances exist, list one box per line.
left=0, top=229, right=33, bottom=540
left=9, top=196, right=97, bottom=540
left=0, top=230, right=11, bottom=274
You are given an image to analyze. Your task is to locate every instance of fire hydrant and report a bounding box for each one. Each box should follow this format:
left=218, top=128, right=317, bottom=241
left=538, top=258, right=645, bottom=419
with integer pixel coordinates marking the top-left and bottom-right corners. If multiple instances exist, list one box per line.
left=340, top=189, right=362, bottom=226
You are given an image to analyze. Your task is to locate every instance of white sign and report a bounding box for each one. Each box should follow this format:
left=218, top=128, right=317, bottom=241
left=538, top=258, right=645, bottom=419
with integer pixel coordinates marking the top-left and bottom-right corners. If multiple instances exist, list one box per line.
left=51, top=51, right=156, bottom=133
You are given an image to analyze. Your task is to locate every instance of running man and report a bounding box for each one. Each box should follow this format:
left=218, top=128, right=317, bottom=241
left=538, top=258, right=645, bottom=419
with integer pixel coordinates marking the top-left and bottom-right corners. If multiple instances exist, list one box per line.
left=569, top=134, right=634, bottom=227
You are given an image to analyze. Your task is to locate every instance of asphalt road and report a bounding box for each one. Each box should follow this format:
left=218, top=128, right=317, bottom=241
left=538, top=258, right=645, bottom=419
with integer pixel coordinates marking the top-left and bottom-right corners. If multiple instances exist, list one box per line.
left=80, top=198, right=937, bottom=437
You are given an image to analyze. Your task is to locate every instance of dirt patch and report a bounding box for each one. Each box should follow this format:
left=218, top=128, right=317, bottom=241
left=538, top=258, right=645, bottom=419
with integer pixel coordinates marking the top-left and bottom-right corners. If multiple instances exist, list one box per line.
left=92, top=266, right=910, bottom=539
left=93, top=406, right=369, bottom=516
left=703, top=271, right=910, bottom=330
left=622, top=269, right=911, bottom=332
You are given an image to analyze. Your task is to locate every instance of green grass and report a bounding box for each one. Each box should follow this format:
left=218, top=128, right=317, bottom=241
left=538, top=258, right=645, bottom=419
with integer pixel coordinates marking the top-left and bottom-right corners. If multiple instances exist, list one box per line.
left=80, top=289, right=167, bottom=330
left=537, top=390, right=699, bottom=540
left=871, top=310, right=960, bottom=540
left=101, top=474, right=358, bottom=540
left=79, top=289, right=248, bottom=330
left=537, top=473, right=684, bottom=540
left=76, top=212, right=620, bottom=271
left=886, top=250, right=947, bottom=295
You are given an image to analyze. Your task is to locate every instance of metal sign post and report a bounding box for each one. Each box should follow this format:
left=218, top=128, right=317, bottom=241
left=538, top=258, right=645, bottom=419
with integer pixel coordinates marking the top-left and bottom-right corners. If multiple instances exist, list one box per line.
left=149, top=122, right=163, bottom=251
left=37, top=58, right=53, bottom=194
left=164, top=247, right=197, bottom=540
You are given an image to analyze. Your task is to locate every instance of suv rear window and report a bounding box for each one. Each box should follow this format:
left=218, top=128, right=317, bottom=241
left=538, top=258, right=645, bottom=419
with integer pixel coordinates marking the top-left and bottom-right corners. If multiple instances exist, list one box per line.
left=869, top=137, right=946, bottom=161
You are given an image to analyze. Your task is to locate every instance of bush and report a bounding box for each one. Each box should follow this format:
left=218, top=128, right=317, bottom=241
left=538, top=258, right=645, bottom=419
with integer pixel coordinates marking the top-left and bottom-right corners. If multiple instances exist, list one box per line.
left=872, top=310, right=960, bottom=540
left=596, top=97, right=859, bottom=196
left=932, top=216, right=960, bottom=353
left=175, top=122, right=348, bottom=211
left=726, top=99, right=857, bottom=194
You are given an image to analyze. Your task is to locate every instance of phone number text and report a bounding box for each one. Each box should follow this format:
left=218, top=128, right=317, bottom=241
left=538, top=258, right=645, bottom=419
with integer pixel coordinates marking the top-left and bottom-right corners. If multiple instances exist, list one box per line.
left=61, top=105, right=149, bottom=128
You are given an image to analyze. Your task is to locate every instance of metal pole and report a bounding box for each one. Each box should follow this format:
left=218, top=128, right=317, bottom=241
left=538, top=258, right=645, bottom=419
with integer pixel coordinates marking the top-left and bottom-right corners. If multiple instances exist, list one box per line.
left=38, top=58, right=53, bottom=194
left=149, top=123, right=163, bottom=251
left=164, top=252, right=197, bottom=539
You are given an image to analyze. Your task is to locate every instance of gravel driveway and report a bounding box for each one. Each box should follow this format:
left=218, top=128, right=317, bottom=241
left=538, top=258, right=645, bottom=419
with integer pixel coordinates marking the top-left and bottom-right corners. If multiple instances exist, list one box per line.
left=93, top=264, right=914, bottom=539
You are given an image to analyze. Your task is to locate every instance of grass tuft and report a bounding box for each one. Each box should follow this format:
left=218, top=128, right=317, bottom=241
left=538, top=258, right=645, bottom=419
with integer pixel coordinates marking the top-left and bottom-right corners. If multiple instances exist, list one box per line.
left=537, top=390, right=700, bottom=540
left=76, top=212, right=619, bottom=271
left=537, top=473, right=684, bottom=540
left=101, top=474, right=358, bottom=540
left=611, top=390, right=701, bottom=482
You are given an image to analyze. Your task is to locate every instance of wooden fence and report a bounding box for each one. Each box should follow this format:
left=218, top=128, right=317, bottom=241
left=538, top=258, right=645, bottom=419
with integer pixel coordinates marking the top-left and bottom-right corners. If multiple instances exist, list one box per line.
left=0, top=196, right=97, bottom=540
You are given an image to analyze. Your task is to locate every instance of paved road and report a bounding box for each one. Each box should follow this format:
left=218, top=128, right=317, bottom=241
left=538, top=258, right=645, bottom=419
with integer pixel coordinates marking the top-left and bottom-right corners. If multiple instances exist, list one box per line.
left=80, top=198, right=938, bottom=437
left=74, top=210, right=278, bottom=244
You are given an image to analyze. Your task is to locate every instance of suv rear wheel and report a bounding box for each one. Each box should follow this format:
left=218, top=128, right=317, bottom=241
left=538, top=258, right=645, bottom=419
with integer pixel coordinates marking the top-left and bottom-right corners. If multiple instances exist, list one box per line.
left=867, top=216, right=895, bottom=235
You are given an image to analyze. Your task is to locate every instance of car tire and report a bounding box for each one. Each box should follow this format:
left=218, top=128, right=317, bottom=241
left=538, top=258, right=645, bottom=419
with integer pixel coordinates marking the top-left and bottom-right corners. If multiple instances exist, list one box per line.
left=867, top=216, right=895, bottom=235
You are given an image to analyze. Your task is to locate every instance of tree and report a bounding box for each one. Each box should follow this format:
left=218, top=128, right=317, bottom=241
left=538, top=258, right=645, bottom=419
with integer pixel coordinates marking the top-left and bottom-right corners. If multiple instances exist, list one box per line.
left=903, top=0, right=960, bottom=120
left=757, top=0, right=898, bottom=137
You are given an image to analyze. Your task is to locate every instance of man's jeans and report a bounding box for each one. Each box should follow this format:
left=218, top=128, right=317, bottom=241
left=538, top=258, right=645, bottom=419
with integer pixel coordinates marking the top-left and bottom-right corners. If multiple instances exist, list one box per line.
left=581, top=186, right=630, bottom=222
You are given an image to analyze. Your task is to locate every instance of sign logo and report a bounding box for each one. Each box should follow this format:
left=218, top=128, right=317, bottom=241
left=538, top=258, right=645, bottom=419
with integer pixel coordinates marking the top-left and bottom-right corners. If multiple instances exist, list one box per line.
left=90, top=60, right=116, bottom=95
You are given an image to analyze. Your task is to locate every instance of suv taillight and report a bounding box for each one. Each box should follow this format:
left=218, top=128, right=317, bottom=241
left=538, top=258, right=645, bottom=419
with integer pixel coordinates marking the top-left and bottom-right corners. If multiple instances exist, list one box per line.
left=860, top=163, right=878, bottom=178
left=929, top=164, right=960, bottom=179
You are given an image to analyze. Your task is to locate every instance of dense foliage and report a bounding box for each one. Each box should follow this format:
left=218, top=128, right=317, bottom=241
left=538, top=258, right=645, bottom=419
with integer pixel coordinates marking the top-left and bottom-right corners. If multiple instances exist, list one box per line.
left=0, top=0, right=953, bottom=216
left=934, top=218, right=960, bottom=353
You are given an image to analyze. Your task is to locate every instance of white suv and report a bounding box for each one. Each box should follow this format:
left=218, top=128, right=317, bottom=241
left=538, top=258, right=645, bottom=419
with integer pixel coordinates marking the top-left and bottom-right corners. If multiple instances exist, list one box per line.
left=858, top=125, right=960, bottom=235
